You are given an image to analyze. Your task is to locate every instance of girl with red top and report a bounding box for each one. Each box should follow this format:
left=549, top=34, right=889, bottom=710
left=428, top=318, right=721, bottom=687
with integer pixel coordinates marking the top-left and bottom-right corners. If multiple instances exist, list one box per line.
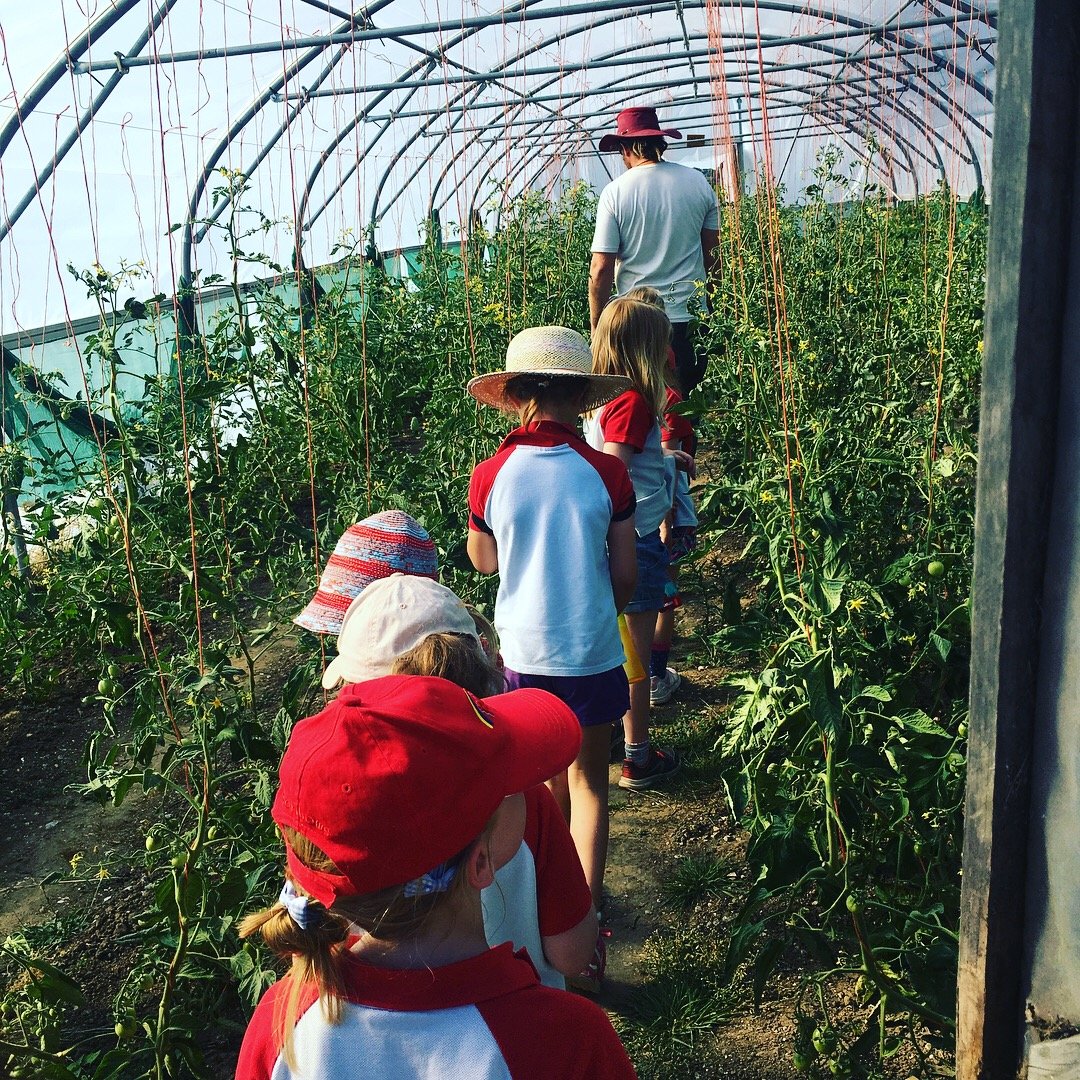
left=584, top=297, right=692, bottom=790
left=466, top=327, right=636, bottom=954
left=624, top=285, right=700, bottom=707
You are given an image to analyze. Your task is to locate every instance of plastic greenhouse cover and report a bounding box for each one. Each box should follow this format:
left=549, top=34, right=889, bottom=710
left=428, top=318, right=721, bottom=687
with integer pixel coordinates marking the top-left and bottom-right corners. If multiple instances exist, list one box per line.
left=1, top=1, right=995, bottom=332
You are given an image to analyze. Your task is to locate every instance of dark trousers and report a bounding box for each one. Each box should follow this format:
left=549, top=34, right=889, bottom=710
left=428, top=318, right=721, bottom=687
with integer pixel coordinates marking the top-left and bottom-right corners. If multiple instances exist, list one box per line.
left=670, top=321, right=708, bottom=397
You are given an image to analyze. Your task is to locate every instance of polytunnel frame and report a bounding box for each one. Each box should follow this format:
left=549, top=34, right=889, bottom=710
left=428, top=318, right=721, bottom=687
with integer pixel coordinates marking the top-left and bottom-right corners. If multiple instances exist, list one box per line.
left=439, top=46, right=959, bottom=224
left=274, top=3, right=995, bottom=243
left=375, top=6, right=993, bottom=227
left=1, top=2, right=996, bottom=343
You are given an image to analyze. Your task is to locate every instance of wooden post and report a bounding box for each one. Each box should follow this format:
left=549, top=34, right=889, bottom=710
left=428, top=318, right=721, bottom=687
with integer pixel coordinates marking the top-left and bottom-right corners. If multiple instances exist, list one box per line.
left=957, top=2, right=1080, bottom=1077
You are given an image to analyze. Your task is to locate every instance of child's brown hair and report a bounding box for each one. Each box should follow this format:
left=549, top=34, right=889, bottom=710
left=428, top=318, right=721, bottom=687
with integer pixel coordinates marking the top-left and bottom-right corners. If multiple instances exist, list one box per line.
left=391, top=628, right=504, bottom=696
left=504, top=373, right=591, bottom=428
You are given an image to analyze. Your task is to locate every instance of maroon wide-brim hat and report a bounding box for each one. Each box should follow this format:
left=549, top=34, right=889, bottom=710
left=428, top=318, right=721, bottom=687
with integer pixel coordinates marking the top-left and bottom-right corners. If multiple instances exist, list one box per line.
left=599, top=106, right=683, bottom=152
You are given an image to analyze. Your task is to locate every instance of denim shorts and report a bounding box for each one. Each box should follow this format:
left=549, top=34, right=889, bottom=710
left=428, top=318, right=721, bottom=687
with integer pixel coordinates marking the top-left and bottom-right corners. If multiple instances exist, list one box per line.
left=503, top=665, right=629, bottom=728
left=625, top=529, right=672, bottom=614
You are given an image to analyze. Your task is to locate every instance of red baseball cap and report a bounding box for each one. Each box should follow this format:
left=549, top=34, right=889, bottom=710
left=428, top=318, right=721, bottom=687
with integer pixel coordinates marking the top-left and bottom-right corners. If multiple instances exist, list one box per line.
left=272, top=674, right=582, bottom=906
left=599, top=106, right=683, bottom=152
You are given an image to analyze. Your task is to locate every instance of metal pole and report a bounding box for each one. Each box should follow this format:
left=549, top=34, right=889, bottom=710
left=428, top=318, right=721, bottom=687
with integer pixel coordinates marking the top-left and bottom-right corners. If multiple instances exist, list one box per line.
left=0, top=0, right=181, bottom=246
left=68, top=3, right=996, bottom=74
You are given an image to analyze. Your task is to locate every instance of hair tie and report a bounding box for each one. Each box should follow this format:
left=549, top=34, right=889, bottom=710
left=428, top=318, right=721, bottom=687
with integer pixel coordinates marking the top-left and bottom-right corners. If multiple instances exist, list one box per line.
left=402, top=861, right=458, bottom=898
left=279, top=880, right=321, bottom=930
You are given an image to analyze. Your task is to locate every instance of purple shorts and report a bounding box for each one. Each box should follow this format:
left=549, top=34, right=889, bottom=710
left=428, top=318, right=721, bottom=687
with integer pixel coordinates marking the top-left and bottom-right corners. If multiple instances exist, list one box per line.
left=503, top=665, right=630, bottom=728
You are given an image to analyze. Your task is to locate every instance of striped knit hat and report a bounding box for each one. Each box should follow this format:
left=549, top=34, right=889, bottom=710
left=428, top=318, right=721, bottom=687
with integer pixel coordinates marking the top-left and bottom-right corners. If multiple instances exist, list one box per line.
left=294, top=511, right=438, bottom=635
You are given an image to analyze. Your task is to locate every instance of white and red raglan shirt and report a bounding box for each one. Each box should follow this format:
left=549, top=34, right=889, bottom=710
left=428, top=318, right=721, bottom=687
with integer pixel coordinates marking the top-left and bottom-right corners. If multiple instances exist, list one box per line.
left=660, top=385, right=698, bottom=532
left=482, top=784, right=592, bottom=989
left=235, top=943, right=637, bottom=1080
left=468, top=420, right=635, bottom=676
left=583, top=390, right=671, bottom=538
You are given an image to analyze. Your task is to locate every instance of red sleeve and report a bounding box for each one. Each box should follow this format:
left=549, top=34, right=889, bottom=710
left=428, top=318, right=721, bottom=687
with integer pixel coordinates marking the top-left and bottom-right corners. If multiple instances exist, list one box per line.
left=596, top=391, right=654, bottom=452
left=479, top=985, right=638, bottom=1078
left=468, top=455, right=500, bottom=533
left=523, top=785, right=592, bottom=937
left=235, top=982, right=285, bottom=1080
left=661, top=387, right=693, bottom=446
left=236, top=978, right=320, bottom=1080
left=582, top=446, right=635, bottom=522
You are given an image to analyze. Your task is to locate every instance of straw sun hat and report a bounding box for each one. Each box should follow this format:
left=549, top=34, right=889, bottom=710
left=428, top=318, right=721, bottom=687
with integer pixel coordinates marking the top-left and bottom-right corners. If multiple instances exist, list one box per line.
left=467, top=326, right=630, bottom=413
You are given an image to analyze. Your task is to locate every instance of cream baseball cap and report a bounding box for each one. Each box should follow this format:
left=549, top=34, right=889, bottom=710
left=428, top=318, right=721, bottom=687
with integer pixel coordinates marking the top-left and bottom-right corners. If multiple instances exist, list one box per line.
left=321, top=574, right=480, bottom=689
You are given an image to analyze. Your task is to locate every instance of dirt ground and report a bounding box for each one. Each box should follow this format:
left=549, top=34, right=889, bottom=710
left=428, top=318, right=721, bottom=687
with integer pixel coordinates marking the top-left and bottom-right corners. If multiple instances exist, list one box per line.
left=0, top=529, right=949, bottom=1078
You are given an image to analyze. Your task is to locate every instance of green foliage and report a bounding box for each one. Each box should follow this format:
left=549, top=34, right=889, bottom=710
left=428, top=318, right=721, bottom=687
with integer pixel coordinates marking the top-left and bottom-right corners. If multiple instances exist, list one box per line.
left=0, top=178, right=597, bottom=1078
left=696, top=152, right=983, bottom=1068
left=662, top=854, right=737, bottom=909
left=0, top=154, right=983, bottom=1076
left=618, top=930, right=734, bottom=1077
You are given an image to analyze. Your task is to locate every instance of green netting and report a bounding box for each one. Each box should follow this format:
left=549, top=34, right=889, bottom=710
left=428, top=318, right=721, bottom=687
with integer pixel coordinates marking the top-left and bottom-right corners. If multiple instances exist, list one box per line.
left=0, top=254, right=398, bottom=495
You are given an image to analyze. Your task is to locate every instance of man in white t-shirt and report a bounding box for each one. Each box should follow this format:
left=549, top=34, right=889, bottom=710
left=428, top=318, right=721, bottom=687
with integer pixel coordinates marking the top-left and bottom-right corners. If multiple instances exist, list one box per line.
left=589, top=106, right=720, bottom=395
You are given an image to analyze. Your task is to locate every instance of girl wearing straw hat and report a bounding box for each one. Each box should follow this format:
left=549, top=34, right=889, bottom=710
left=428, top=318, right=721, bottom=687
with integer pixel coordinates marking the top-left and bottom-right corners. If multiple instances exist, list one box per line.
left=465, top=326, right=635, bottom=984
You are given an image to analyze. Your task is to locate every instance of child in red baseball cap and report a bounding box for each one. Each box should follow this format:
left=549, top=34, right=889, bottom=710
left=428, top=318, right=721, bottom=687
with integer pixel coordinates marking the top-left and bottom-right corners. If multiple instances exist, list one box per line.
left=320, top=573, right=600, bottom=991
left=236, top=675, right=636, bottom=1080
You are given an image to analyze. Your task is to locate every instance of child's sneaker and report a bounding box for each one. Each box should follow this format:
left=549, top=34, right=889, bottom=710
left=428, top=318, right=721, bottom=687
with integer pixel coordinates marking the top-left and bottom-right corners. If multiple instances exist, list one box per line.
left=619, top=747, right=681, bottom=790
left=650, top=667, right=682, bottom=706
left=567, top=928, right=610, bottom=995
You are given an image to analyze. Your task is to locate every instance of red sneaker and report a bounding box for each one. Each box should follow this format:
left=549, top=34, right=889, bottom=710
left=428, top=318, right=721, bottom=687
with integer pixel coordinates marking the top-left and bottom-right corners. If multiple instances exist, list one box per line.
left=619, top=747, right=681, bottom=790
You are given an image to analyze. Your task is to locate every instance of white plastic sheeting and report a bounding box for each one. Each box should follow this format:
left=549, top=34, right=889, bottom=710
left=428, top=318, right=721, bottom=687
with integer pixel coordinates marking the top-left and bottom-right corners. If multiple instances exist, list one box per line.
left=0, top=1, right=996, bottom=331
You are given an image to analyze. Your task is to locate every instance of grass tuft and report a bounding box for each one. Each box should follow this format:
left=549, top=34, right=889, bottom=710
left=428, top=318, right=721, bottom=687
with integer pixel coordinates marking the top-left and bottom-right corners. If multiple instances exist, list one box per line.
left=661, top=853, right=735, bottom=909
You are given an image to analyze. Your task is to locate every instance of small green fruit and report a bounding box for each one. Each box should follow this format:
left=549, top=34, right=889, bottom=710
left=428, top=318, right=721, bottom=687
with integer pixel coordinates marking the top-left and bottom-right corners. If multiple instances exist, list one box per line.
left=108, top=663, right=121, bottom=678
left=957, top=722, right=968, bottom=738
left=145, top=834, right=158, bottom=852
left=115, top=1017, right=137, bottom=1039
left=98, top=678, right=112, bottom=696
left=812, top=1027, right=838, bottom=1055
left=845, top=893, right=861, bottom=915
left=793, top=1050, right=814, bottom=1073
left=927, top=559, right=945, bottom=578
left=170, top=853, right=187, bottom=869
left=206, top=826, right=218, bottom=841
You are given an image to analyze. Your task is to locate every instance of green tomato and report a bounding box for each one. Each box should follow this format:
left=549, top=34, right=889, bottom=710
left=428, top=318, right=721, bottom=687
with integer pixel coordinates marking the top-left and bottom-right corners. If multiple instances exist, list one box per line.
left=792, top=1050, right=815, bottom=1073
left=927, top=559, right=945, bottom=578
left=115, top=1017, right=137, bottom=1039
left=206, top=826, right=218, bottom=841
left=957, top=722, right=968, bottom=738
left=145, top=834, right=159, bottom=852
left=845, top=893, right=861, bottom=915
left=108, top=663, right=121, bottom=678
left=98, top=678, right=112, bottom=696
left=812, top=1027, right=838, bottom=1055
left=170, top=853, right=187, bottom=869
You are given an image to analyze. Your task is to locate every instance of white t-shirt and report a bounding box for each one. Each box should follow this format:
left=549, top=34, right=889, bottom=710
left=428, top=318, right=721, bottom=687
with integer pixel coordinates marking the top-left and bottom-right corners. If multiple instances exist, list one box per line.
left=481, top=785, right=592, bottom=990
left=468, top=421, right=635, bottom=676
left=592, top=159, right=720, bottom=321
left=237, top=943, right=636, bottom=1080
left=583, top=390, right=672, bottom=538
